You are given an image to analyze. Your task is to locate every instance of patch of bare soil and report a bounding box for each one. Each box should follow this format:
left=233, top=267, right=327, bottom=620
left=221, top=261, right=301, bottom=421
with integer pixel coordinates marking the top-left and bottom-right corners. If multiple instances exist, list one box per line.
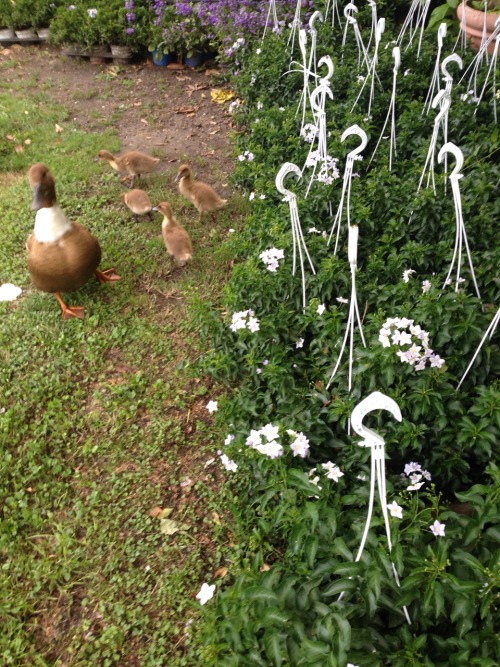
left=1, top=44, right=235, bottom=184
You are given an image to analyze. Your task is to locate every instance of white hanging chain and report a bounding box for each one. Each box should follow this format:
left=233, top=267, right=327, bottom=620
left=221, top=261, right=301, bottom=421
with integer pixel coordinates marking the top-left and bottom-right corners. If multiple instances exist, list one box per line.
left=328, top=125, right=367, bottom=254
left=342, top=3, right=371, bottom=72
left=457, top=308, right=500, bottom=390
left=438, top=143, right=481, bottom=300
left=276, top=163, right=316, bottom=311
left=370, top=46, right=400, bottom=170
left=326, top=225, right=367, bottom=393
left=351, top=18, right=385, bottom=117
left=262, top=0, right=279, bottom=40
left=475, top=27, right=500, bottom=123
left=422, top=23, right=447, bottom=116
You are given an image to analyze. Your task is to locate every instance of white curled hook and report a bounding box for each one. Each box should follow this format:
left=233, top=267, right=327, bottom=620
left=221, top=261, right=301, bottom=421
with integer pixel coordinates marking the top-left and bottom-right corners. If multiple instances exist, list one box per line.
left=438, top=22, right=447, bottom=49
left=309, top=10, right=323, bottom=32
left=275, top=162, right=302, bottom=196
left=351, top=391, right=402, bottom=447
left=441, top=53, right=463, bottom=81
left=376, top=17, right=385, bottom=41
left=299, top=28, right=307, bottom=56
left=344, top=3, right=358, bottom=23
left=341, top=124, right=368, bottom=159
left=433, top=92, right=451, bottom=126
left=310, top=84, right=333, bottom=113
left=438, top=142, right=464, bottom=176
left=318, top=55, right=334, bottom=83
left=392, top=45, right=401, bottom=72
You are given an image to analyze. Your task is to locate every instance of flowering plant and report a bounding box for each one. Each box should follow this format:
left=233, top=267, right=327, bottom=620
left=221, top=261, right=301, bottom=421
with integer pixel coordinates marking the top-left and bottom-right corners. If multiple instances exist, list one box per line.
left=157, top=1, right=213, bottom=58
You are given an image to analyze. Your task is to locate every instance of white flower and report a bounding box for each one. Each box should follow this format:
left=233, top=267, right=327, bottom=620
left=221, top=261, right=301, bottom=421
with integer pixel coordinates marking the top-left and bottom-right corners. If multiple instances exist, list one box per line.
left=317, top=303, right=326, bottom=315
left=430, top=354, right=445, bottom=368
left=249, top=192, right=255, bottom=201
left=357, top=75, right=365, bottom=83
left=256, top=48, right=262, bottom=54
left=399, top=331, right=413, bottom=346
left=422, top=470, right=432, bottom=481
left=387, top=500, right=403, bottom=519
left=407, top=482, right=424, bottom=491
left=196, top=582, right=216, bottom=605
left=379, top=333, right=391, bottom=348
left=259, top=194, right=266, bottom=199
left=247, top=317, right=260, bottom=332
left=404, top=462, right=422, bottom=476
left=402, top=269, right=416, bottom=283
left=237, top=154, right=245, bottom=161
left=228, top=228, right=235, bottom=233
left=410, top=473, right=422, bottom=484
left=246, top=429, right=262, bottom=447
left=290, top=432, right=310, bottom=458
left=257, top=102, right=263, bottom=110
left=430, top=520, right=446, bottom=537
left=247, top=152, right=255, bottom=161
left=422, top=280, right=432, bottom=293
left=279, top=107, right=285, bottom=111
left=260, top=423, right=280, bottom=441
left=348, top=664, right=360, bottom=667
left=224, top=434, right=235, bottom=446
left=325, top=465, right=344, bottom=482
left=220, top=454, right=238, bottom=472
left=0, top=283, right=22, bottom=302
left=256, top=440, right=284, bottom=459
left=296, top=338, right=304, bottom=348
left=336, top=297, right=348, bottom=304
left=87, top=8, right=98, bottom=18
left=404, top=69, right=411, bottom=76
left=206, top=400, right=218, bottom=413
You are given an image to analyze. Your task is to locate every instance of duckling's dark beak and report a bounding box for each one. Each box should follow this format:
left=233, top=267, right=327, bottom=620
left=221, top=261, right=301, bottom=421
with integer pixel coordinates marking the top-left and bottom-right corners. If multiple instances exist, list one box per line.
left=94, top=156, right=100, bottom=162
left=174, top=173, right=180, bottom=182
left=152, top=206, right=159, bottom=212
left=31, top=184, right=45, bottom=211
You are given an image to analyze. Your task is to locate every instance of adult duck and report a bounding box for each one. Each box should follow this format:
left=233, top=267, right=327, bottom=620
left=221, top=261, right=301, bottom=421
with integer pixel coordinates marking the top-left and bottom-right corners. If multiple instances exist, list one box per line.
left=27, top=163, right=121, bottom=320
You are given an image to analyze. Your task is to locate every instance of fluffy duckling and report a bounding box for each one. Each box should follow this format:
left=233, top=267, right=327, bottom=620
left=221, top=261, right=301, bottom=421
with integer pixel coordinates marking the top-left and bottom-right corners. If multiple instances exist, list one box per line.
left=97, top=150, right=160, bottom=188
left=154, top=202, right=193, bottom=267
left=175, top=164, right=227, bottom=221
left=120, top=189, right=153, bottom=221
left=27, top=163, right=121, bottom=320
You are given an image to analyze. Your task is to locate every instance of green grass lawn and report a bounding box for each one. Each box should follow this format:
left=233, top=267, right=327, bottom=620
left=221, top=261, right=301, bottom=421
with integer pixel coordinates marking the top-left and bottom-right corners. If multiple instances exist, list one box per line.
left=0, top=85, right=242, bottom=666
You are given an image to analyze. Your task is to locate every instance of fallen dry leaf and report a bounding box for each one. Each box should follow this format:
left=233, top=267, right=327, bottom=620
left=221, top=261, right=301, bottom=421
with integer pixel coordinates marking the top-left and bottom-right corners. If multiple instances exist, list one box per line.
left=140, top=118, right=149, bottom=125
left=6, top=134, right=15, bottom=141
left=156, top=508, right=174, bottom=520
left=208, top=130, right=220, bottom=135
left=15, top=144, right=24, bottom=153
left=205, top=69, right=219, bottom=76
left=214, top=567, right=229, bottom=579
left=55, top=124, right=64, bottom=133
left=24, top=138, right=31, bottom=145
left=210, top=89, right=234, bottom=104
left=174, top=106, right=199, bottom=114
left=1, top=48, right=13, bottom=56
left=148, top=506, right=163, bottom=518
left=160, top=518, right=182, bottom=536
left=168, top=62, right=186, bottom=70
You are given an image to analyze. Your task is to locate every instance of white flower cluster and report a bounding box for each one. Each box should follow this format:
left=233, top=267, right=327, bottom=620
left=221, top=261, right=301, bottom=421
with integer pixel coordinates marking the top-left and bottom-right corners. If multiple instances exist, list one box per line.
left=300, top=123, right=320, bottom=143
left=402, top=268, right=416, bottom=283
left=403, top=461, right=431, bottom=491
left=238, top=150, right=255, bottom=162
left=260, top=247, right=284, bottom=272
left=230, top=309, right=260, bottom=333
left=246, top=423, right=283, bottom=458
left=220, top=453, right=238, bottom=472
left=378, top=317, right=445, bottom=370
left=286, top=429, right=310, bottom=458
left=227, top=36, right=245, bottom=57
left=228, top=98, right=243, bottom=114
left=87, top=8, right=98, bottom=18
left=460, top=90, right=480, bottom=104
left=305, top=152, right=340, bottom=184
left=307, top=460, right=344, bottom=489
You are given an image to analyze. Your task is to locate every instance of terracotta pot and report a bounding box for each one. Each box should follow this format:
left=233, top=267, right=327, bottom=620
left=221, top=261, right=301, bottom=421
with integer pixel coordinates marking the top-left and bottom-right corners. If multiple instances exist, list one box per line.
left=456, top=1, right=500, bottom=54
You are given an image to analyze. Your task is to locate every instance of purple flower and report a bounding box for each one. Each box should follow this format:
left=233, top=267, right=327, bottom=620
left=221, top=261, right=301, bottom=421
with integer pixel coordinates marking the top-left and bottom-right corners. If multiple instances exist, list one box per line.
left=126, top=27, right=135, bottom=34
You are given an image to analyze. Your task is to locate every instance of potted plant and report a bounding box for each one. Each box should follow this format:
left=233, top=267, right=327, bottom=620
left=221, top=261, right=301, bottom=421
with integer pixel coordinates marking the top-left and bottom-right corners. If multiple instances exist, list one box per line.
left=173, top=1, right=212, bottom=66
left=96, top=1, right=135, bottom=60
left=32, top=0, right=62, bottom=40
left=456, top=0, right=500, bottom=53
left=0, top=0, right=15, bottom=40
left=147, top=1, right=177, bottom=65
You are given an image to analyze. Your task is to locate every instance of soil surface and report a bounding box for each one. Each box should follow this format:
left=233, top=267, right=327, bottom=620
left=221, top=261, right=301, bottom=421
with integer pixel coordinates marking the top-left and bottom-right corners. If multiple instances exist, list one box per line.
left=0, top=43, right=235, bottom=188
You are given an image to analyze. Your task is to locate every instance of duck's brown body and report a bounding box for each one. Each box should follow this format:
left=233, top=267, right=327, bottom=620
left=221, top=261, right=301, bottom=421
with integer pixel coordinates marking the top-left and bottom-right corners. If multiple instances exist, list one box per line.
left=27, top=162, right=120, bottom=320
left=27, top=222, right=101, bottom=293
left=176, top=164, right=226, bottom=220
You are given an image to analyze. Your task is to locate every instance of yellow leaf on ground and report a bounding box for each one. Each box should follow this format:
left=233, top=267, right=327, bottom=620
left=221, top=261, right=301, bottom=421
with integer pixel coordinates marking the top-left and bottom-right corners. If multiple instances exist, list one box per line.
left=55, top=124, right=64, bottom=133
left=210, top=89, right=235, bottom=104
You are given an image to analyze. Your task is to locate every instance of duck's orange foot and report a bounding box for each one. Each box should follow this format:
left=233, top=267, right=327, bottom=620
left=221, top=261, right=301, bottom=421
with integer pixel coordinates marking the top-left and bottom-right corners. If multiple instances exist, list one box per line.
left=96, top=268, right=122, bottom=284
left=54, top=292, right=85, bottom=320
left=62, top=306, right=85, bottom=320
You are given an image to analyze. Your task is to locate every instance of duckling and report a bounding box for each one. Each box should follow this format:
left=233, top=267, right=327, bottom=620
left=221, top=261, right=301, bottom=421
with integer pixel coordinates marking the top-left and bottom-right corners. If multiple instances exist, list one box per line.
left=154, top=202, right=193, bottom=267
left=26, top=163, right=121, bottom=320
left=97, top=150, right=160, bottom=188
left=120, top=189, right=153, bottom=221
left=175, top=164, right=227, bottom=221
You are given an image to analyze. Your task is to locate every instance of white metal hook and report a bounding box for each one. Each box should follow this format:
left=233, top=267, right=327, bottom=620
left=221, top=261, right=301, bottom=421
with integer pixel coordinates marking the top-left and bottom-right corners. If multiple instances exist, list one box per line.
left=392, top=45, right=401, bottom=71
left=299, top=28, right=307, bottom=51
left=318, top=55, right=334, bottom=82
left=309, top=10, right=323, bottom=31
left=348, top=224, right=359, bottom=266
left=275, top=162, right=302, bottom=197
left=438, top=142, right=464, bottom=176
left=441, top=53, right=463, bottom=80
left=344, top=3, right=358, bottom=24
left=351, top=391, right=402, bottom=447
left=376, top=17, right=385, bottom=41
left=438, top=22, right=447, bottom=49
left=310, top=84, right=333, bottom=112
left=341, top=124, right=368, bottom=158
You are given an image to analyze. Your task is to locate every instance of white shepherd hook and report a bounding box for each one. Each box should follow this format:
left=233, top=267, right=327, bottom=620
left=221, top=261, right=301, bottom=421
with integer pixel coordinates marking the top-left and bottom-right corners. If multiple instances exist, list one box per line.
left=438, top=143, right=481, bottom=300
left=305, top=83, right=334, bottom=196
left=308, top=11, right=324, bottom=79
left=328, top=124, right=367, bottom=254
left=339, top=391, right=411, bottom=626
left=342, top=3, right=371, bottom=71
left=276, top=162, right=316, bottom=311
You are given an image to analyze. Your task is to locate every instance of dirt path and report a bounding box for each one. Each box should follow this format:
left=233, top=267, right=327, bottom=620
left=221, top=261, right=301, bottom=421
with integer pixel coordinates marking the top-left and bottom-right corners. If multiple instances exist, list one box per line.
left=1, top=44, right=234, bottom=186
